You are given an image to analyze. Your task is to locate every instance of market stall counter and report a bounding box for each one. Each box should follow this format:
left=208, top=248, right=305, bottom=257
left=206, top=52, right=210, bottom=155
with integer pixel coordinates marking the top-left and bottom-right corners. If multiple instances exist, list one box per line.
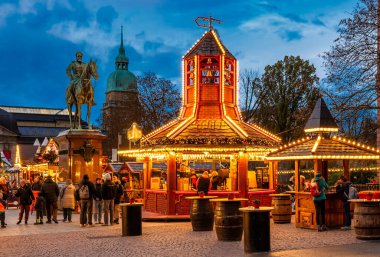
left=294, top=191, right=345, bottom=229
left=248, top=189, right=276, bottom=207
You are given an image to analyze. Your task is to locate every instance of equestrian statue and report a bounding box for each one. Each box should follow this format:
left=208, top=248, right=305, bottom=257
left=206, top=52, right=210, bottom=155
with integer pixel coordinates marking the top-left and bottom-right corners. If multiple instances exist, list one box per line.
left=66, top=51, right=98, bottom=130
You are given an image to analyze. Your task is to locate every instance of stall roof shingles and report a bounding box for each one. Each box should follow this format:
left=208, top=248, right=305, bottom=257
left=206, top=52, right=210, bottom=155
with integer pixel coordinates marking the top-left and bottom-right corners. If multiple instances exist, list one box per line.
left=267, top=137, right=380, bottom=159
left=184, top=30, right=234, bottom=59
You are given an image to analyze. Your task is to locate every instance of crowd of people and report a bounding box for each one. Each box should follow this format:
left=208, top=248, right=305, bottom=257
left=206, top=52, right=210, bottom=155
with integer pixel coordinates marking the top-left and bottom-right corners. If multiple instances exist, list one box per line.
left=0, top=173, right=128, bottom=228
left=189, top=170, right=224, bottom=195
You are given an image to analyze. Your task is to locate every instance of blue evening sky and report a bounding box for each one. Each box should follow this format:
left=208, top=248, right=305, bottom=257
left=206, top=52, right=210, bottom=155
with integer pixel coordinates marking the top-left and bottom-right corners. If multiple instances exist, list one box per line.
left=0, top=0, right=357, bottom=124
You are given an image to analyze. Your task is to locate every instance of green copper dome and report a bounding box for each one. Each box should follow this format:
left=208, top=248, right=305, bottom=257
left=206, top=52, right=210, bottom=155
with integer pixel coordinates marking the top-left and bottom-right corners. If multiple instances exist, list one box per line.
left=106, top=26, right=137, bottom=93
left=107, top=70, right=137, bottom=92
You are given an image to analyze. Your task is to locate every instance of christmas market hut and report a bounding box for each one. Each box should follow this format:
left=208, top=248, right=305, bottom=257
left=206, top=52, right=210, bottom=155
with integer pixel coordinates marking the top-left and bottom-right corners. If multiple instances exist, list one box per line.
left=118, top=22, right=281, bottom=215
left=266, top=98, right=380, bottom=229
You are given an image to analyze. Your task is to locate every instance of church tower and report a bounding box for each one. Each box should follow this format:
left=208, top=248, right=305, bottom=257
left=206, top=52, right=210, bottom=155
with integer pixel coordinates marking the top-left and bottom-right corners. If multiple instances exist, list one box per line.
left=102, top=27, right=141, bottom=157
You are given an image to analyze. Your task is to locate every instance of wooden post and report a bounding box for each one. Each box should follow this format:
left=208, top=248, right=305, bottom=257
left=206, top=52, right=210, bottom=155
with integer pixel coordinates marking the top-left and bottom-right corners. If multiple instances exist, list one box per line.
left=313, top=160, right=322, bottom=175
left=268, top=161, right=278, bottom=190
left=343, top=160, right=350, bottom=180
left=238, top=153, right=248, bottom=204
left=322, top=160, right=328, bottom=183
left=295, top=160, right=300, bottom=192
left=377, top=0, right=380, bottom=186
left=167, top=153, right=177, bottom=215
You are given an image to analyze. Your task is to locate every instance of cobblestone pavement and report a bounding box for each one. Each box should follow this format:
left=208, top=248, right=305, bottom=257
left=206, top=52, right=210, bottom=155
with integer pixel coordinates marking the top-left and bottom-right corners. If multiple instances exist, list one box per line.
left=1, top=209, right=379, bottom=257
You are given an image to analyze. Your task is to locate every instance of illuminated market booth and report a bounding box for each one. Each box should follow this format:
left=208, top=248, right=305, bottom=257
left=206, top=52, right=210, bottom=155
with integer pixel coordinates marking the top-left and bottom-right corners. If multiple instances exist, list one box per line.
left=266, top=98, right=380, bottom=229
left=119, top=22, right=281, bottom=215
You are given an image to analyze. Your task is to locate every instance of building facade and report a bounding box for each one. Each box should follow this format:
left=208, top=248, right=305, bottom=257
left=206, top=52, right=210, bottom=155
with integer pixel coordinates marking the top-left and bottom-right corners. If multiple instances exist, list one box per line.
left=0, top=106, right=71, bottom=164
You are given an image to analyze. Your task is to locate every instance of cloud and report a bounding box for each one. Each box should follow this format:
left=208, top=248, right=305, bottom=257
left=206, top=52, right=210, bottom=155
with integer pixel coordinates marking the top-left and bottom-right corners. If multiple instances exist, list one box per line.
left=48, top=21, right=117, bottom=62
left=281, top=30, right=303, bottom=41
left=96, top=5, right=118, bottom=31
left=0, top=3, right=16, bottom=27
left=239, top=13, right=330, bottom=42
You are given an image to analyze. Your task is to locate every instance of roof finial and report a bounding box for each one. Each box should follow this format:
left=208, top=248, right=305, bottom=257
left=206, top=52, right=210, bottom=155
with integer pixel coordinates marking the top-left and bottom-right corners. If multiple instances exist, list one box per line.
left=194, top=16, right=222, bottom=31
left=119, top=25, right=125, bottom=55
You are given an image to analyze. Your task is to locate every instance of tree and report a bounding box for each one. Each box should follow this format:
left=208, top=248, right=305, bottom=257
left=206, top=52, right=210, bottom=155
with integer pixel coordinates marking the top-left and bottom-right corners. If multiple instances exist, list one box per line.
left=322, top=0, right=378, bottom=144
left=239, top=69, right=268, bottom=122
left=137, top=72, right=181, bottom=134
left=250, top=56, right=320, bottom=142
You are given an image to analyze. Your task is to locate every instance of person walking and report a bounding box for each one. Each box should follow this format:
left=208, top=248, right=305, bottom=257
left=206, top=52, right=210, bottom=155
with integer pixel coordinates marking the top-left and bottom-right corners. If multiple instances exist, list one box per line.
left=15, top=180, right=35, bottom=225
left=113, top=176, right=123, bottom=224
left=102, top=173, right=115, bottom=226
left=336, top=176, right=352, bottom=230
left=77, top=174, right=96, bottom=227
left=93, top=178, right=103, bottom=224
left=41, top=175, right=59, bottom=224
left=0, top=177, right=9, bottom=201
left=311, top=172, right=329, bottom=232
left=196, top=171, right=211, bottom=195
left=0, top=190, right=6, bottom=228
left=31, top=177, right=42, bottom=191
left=34, top=191, right=45, bottom=225
left=60, top=179, right=76, bottom=223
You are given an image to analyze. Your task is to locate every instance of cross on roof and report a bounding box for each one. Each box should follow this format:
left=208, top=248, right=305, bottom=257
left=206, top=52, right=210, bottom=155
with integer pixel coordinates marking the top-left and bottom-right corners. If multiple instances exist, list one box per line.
left=194, top=16, right=222, bottom=30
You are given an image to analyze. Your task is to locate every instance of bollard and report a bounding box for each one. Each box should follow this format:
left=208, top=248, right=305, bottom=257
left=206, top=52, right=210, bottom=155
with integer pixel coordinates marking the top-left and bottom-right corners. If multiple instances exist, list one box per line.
left=120, top=203, right=143, bottom=236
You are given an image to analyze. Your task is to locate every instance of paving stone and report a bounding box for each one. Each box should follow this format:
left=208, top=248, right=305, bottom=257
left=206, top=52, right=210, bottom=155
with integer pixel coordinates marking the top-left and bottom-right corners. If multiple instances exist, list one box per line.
left=0, top=209, right=368, bottom=257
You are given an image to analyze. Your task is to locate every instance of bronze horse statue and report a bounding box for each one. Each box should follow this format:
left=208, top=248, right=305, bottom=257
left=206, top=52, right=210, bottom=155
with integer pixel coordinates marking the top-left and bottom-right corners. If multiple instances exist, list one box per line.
left=66, top=59, right=98, bottom=129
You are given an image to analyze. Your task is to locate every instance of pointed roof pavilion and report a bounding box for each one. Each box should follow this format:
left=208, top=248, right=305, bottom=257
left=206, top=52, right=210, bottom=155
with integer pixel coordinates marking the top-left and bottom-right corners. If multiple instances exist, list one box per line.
left=267, top=98, right=380, bottom=160
left=139, top=28, right=280, bottom=150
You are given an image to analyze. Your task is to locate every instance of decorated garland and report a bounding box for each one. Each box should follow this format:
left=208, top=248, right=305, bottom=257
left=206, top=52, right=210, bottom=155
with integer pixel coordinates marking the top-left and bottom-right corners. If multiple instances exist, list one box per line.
left=142, top=136, right=278, bottom=147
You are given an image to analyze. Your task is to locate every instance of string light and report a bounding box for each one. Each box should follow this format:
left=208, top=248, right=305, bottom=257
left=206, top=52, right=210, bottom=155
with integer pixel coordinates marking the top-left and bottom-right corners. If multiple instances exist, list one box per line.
left=304, top=127, right=339, bottom=133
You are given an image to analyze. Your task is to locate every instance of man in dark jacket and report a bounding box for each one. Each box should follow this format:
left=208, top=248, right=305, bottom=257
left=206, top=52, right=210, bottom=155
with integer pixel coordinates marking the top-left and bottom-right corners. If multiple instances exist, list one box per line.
left=15, top=180, right=35, bottom=224
left=31, top=177, right=42, bottom=191
left=93, top=178, right=103, bottom=224
left=41, top=176, right=59, bottom=224
left=77, top=174, right=96, bottom=227
left=196, top=171, right=211, bottom=195
left=102, top=173, right=116, bottom=226
left=336, top=176, right=352, bottom=230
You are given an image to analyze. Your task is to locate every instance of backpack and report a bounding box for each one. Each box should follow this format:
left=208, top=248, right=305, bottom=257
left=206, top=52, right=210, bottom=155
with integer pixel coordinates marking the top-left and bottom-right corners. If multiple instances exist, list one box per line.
left=344, top=185, right=358, bottom=200
left=79, top=184, right=90, bottom=199
left=310, top=181, right=321, bottom=197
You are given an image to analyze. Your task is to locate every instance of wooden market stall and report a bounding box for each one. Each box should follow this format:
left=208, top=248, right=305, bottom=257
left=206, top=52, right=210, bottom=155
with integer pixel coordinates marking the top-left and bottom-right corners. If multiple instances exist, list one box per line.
left=266, top=98, right=380, bottom=229
left=118, top=23, right=280, bottom=215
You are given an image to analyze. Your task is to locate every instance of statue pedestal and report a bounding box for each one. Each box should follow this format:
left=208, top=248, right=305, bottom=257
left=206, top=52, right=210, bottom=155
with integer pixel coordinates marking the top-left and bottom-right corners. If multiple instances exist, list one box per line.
left=56, top=129, right=107, bottom=183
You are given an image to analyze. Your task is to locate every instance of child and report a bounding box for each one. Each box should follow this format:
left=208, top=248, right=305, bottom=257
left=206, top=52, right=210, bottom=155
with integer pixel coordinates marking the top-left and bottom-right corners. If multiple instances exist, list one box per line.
left=34, top=191, right=45, bottom=225
left=0, top=190, right=6, bottom=228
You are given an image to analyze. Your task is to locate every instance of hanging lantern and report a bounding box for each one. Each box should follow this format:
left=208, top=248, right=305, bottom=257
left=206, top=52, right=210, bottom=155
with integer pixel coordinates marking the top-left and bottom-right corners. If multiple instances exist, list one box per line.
left=127, top=122, right=143, bottom=143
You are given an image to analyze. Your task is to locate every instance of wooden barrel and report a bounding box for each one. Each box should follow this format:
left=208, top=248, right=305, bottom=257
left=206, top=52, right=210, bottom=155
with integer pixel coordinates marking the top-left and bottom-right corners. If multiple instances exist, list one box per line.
left=353, top=200, right=380, bottom=240
left=190, top=199, right=214, bottom=231
left=214, top=201, right=243, bottom=241
left=270, top=194, right=292, bottom=224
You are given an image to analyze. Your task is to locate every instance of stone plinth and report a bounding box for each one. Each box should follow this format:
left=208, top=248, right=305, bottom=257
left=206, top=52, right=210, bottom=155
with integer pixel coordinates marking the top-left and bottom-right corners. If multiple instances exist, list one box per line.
left=56, top=129, right=107, bottom=183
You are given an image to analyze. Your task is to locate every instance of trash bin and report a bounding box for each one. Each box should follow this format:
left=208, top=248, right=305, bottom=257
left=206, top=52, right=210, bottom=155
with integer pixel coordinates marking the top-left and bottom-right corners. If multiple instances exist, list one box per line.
left=120, top=203, right=143, bottom=236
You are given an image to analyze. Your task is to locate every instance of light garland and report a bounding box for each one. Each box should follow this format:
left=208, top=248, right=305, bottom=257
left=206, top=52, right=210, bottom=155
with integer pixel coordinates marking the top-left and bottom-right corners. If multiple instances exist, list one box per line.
left=277, top=166, right=380, bottom=175
left=211, top=30, right=226, bottom=54
left=267, top=155, right=380, bottom=161
left=333, top=136, right=380, bottom=153
left=304, top=127, right=339, bottom=133
left=311, top=135, right=321, bottom=153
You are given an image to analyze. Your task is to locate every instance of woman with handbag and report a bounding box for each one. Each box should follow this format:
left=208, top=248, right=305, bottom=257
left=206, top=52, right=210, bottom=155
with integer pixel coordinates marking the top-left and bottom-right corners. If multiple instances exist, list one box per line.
left=15, top=180, right=35, bottom=225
